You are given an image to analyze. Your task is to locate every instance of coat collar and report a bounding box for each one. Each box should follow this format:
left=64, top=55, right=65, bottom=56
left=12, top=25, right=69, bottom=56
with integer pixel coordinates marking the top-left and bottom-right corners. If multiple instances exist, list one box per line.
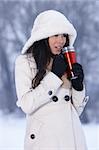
left=27, top=53, right=37, bottom=69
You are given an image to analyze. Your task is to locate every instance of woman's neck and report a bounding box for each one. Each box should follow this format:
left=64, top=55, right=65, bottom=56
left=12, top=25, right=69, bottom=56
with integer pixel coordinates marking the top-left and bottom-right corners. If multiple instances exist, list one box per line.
left=47, top=58, right=53, bottom=71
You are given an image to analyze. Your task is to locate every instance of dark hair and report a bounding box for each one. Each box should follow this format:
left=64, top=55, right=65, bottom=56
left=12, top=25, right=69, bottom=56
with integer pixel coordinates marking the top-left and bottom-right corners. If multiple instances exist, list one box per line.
left=64, top=34, right=69, bottom=47
left=27, top=38, right=52, bottom=88
left=27, top=34, right=69, bottom=88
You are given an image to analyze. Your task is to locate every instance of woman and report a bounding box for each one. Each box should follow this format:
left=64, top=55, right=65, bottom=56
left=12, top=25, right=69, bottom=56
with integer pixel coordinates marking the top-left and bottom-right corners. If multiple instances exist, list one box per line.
left=15, top=10, right=88, bottom=150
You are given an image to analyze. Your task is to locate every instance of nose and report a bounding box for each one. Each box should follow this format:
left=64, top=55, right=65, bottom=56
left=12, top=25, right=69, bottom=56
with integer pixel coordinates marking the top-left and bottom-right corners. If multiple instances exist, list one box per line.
left=57, top=35, right=64, bottom=44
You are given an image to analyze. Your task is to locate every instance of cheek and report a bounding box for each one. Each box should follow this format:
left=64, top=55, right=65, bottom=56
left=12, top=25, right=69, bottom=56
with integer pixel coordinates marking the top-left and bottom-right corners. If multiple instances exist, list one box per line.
left=50, top=46, right=55, bottom=54
left=48, top=39, right=54, bottom=50
left=48, top=43, right=57, bottom=54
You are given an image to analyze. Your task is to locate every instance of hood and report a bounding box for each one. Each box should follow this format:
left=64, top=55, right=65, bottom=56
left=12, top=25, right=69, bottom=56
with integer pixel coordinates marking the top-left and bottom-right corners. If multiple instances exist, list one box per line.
left=21, top=10, right=77, bottom=54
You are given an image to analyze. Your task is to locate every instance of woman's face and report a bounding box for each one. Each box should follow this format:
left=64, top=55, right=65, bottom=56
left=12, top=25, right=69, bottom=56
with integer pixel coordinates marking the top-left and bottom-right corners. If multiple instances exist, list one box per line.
left=48, top=34, right=66, bottom=55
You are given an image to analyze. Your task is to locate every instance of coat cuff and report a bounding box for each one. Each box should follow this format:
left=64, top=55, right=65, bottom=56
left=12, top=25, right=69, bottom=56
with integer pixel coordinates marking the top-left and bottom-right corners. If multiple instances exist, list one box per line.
left=41, top=72, right=63, bottom=98
left=72, top=85, right=89, bottom=116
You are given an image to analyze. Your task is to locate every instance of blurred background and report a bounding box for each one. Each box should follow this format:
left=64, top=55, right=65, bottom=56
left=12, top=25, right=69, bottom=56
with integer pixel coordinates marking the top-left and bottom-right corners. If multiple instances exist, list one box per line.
left=0, top=0, right=99, bottom=149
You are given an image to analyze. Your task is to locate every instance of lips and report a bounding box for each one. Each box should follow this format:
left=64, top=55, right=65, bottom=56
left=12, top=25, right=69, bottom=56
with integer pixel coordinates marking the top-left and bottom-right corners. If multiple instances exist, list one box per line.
left=55, top=46, right=62, bottom=50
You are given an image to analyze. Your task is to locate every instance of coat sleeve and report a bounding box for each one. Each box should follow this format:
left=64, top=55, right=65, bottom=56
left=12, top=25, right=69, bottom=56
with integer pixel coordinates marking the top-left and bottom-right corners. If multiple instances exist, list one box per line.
left=71, top=85, right=89, bottom=116
left=15, top=55, right=63, bottom=114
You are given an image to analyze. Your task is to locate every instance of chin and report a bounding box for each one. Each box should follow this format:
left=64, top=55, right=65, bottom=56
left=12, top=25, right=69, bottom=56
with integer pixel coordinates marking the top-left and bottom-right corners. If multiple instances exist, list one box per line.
left=56, top=52, right=61, bottom=55
left=51, top=51, right=61, bottom=56
left=54, top=51, right=61, bottom=54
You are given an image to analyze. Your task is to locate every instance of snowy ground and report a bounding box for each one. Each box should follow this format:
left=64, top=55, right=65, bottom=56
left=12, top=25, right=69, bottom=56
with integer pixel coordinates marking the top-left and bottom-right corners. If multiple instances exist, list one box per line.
left=0, top=114, right=99, bottom=150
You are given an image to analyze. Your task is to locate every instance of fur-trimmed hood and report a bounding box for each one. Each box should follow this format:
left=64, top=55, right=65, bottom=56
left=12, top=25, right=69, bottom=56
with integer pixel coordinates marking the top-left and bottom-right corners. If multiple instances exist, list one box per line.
left=21, top=10, right=77, bottom=54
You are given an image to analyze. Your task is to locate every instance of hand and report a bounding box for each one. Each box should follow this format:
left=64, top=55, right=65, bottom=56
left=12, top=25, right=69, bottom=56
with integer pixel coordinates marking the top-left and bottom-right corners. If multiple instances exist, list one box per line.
left=52, top=54, right=67, bottom=78
left=71, top=63, right=84, bottom=91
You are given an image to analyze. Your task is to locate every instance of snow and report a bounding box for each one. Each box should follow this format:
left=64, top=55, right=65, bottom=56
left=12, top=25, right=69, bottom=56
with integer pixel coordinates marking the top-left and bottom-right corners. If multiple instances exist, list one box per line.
left=0, top=114, right=99, bottom=150
left=0, top=115, right=25, bottom=150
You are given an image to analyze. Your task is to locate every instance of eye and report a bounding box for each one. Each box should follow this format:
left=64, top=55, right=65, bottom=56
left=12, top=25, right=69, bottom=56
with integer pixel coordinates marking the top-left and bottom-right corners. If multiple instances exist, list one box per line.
left=54, top=34, right=67, bottom=38
left=54, top=34, right=59, bottom=37
left=63, top=34, right=67, bottom=37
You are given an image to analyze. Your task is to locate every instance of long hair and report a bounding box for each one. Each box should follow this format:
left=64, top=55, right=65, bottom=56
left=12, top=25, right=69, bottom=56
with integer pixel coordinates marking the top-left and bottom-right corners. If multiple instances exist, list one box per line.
left=27, top=38, right=52, bottom=88
left=27, top=35, right=69, bottom=89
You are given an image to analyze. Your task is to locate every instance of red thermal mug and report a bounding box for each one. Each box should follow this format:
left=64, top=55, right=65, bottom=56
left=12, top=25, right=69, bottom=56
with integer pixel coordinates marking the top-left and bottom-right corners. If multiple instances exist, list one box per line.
left=62, top=46, right=76, bottom=78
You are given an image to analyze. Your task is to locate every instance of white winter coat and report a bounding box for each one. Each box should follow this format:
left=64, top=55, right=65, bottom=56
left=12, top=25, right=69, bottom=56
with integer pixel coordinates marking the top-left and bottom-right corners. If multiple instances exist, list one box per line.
left=15, top=53, right=88, bottom=150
